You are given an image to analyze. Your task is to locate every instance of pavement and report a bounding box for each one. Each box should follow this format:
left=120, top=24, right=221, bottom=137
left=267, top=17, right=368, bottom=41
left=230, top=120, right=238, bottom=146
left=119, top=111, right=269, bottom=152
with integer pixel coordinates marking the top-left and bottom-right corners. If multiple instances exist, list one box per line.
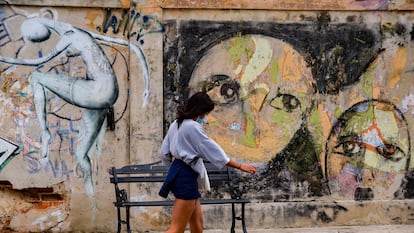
left=148, top=225, right=414, bottom=233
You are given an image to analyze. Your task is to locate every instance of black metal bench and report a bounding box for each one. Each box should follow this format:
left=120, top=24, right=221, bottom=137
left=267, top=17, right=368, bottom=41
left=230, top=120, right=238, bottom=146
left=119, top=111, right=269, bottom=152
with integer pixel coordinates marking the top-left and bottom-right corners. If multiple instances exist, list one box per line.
left=108, top=160, right=250, bottom=233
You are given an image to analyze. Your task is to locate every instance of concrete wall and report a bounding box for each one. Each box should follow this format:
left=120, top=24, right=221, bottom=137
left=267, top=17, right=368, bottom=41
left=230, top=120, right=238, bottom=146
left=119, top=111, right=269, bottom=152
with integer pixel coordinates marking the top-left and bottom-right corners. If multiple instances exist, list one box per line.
left=0, top=0, right=413, bottom=232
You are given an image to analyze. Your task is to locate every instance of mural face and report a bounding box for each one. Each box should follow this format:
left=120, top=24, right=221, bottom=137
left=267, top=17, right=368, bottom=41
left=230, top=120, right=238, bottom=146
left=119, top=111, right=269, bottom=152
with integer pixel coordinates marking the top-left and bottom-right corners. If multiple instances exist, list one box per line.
left=325, top=100, right=411, bottom=200
left=189, top=35, right=314, bottom=162
left=163, top=19, right=414, bottom=202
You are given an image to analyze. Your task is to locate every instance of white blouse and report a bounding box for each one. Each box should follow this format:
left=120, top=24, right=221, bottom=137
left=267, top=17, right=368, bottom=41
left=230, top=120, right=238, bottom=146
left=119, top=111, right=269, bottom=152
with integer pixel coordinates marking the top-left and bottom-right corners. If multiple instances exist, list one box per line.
left=160, top=119, right=230, bottom=169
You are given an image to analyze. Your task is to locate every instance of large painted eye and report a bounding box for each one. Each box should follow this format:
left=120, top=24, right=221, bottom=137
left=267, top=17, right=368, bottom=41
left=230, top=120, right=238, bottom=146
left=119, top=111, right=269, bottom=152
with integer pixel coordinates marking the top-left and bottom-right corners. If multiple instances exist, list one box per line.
left=332, top=135, right=365, bottom=158
left=269, top=93, right=301, bottom=112
left=335, top=141, right=364, bottom=157
left=375, top=143, right=406, bottom=162
left=201, top=74, right=240, bottom=105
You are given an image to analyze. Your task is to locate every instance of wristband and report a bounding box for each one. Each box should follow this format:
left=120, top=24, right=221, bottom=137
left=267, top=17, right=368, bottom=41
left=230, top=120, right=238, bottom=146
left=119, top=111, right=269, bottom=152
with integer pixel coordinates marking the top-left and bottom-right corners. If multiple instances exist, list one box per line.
left=238, top=163, right=242, bottom=169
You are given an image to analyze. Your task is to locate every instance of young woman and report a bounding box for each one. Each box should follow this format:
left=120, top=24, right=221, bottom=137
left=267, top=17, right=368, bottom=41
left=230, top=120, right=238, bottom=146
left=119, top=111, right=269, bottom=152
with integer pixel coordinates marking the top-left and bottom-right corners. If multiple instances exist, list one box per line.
left=159, top=92, right=257, bottom=233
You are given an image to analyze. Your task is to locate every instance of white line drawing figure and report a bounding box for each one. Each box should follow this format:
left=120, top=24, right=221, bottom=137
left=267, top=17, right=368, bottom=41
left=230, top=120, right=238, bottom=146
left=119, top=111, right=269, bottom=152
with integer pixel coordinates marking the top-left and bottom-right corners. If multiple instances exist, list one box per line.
left=0, top=16, right=150, bottom=196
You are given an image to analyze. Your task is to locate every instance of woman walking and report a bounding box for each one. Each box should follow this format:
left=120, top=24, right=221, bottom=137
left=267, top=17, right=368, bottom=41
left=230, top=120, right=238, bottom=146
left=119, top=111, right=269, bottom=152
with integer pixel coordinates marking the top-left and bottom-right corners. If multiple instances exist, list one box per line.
left=159, top=92, right=257, bottom=233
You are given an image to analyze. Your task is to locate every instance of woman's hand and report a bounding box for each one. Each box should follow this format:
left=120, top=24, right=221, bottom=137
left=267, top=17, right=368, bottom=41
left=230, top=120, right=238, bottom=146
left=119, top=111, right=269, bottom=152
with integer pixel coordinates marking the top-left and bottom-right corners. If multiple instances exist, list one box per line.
left=227, top=160, right=256, bottom=175
left=239, top=163, right=256, bottom=175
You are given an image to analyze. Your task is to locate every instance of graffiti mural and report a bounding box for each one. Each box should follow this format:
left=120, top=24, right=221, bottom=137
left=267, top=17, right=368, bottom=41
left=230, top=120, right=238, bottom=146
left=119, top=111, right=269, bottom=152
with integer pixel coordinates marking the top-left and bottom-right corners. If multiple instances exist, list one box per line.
left=163, top=18, right=414, bottom=203
left=325, top=100, right=411, bottom=200
left=0, top=5, right=151, bottom=196
left=188, top=35, right=315, bottom=163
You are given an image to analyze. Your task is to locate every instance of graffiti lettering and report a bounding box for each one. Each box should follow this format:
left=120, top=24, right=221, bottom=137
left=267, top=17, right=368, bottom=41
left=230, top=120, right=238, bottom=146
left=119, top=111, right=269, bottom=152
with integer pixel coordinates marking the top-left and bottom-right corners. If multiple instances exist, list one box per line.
left=97, top=7, right=164, bottom=45
left=24, top=152, right=99, bottom=181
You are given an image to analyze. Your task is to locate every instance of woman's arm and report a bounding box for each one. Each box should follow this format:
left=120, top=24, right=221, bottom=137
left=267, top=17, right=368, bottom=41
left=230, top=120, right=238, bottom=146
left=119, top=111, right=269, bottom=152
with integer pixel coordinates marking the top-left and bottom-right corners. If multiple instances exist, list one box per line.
left=226, top=159, right=256, bottom=175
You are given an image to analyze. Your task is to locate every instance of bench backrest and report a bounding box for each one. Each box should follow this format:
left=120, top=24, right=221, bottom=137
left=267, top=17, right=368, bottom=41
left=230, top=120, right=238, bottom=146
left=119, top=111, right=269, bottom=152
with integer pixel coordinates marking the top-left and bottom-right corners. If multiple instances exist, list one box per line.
left=108, top=160, right=238, bottom=199
left=109, top=160, right=233, bottom=182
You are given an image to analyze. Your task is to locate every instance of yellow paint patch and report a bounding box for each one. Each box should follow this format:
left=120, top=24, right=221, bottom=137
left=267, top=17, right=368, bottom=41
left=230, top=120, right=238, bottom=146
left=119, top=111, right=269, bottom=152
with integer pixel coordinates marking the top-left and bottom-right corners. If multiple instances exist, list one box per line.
left=388, top=47, right=407, bottom=89
left=374, top=109, right=398, bottom=142
left=84, top=11, right=101, bottom=31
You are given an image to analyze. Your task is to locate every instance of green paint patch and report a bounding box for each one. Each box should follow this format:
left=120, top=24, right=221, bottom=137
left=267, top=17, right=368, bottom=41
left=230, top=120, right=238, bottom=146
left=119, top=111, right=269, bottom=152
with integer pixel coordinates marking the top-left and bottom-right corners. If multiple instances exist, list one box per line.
left=226, top=36, right=253, bottom=63
left=309, top=107, right=323, bottom=148
left=334, top=108, right=342, bottom=119
left=343, top=105, right=375, bottom=136
left=240, top=113, right=256, bottom=147
left=362, top=71, right=373, bottom=98
left=210, top=121, right=220, bottom=127
left=362, top=59, right=378, bottom=98
left=269, top=59, right=280, bottom=83
left=271, top=110, right=294, bottom=141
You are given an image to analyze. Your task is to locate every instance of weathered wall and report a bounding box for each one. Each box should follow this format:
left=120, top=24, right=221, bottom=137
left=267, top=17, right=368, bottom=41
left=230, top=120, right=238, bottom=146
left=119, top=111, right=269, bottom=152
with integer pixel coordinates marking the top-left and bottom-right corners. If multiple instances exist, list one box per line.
left=0, top=0, right=413, bottom=232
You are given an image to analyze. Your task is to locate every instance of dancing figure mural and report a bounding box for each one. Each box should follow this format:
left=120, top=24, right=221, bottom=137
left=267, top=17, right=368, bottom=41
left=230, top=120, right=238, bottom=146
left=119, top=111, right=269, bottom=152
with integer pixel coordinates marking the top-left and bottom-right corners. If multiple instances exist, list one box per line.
left=0, top=16, right=150, bottom=196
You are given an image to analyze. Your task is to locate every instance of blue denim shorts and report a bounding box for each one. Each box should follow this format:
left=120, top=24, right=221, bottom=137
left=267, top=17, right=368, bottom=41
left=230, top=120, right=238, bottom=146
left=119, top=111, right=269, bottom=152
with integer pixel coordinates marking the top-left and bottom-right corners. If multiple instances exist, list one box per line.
left=159, top=159, right=201, bottom=200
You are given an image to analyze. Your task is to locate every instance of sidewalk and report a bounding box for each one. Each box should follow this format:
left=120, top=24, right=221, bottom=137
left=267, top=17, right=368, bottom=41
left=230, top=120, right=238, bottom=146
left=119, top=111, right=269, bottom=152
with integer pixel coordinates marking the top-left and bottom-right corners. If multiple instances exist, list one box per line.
left=149, top=225, right=414, bottom=233
left=202, top=225, right=414, bottom=233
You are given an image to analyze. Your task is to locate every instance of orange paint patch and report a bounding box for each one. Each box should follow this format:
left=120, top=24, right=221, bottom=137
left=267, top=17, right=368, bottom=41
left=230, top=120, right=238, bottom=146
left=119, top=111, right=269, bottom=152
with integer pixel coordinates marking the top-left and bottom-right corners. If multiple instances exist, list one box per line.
left=280, top=45, right=309, bottom=93
left=373, top=85, right=381, bottom=99
left=33, top=201, right=65, bottom=210
left=388, top=47, right=407, bottom=89
left=318, top=103, right=332, bottom=172
left=318, top=104, right=332, bottom=141
left=209, top=122, right=290, bottom=162
left=120, top=0, right=131, bottom=8
left=281, top=46, right=301, bottom=82
left=248, top=88, right=268, bottom=112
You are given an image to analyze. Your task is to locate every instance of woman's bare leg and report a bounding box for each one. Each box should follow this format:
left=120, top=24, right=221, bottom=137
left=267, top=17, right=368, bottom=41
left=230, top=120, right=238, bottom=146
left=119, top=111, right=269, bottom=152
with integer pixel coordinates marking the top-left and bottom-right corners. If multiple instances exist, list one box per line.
left=166, top=199, right=198, bottom=233
left=189, top=199, right=203, bottom=233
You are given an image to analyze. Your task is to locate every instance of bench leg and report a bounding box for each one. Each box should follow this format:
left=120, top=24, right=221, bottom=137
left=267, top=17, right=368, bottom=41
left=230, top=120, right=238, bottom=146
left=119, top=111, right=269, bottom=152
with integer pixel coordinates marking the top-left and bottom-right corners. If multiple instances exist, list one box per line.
left=126, top=206, right=131, bottom=233
left=241, top=203, right=247, bottom=233
left=116, top=206, right=122, bottom=233
left=230, top=203, right=236, bottom=233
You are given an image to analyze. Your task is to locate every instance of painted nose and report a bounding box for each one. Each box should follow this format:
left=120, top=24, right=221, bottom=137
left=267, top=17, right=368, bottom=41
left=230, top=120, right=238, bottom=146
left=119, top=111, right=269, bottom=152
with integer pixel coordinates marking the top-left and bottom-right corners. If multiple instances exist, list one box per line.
left=241, top=88, right=269, bottom=148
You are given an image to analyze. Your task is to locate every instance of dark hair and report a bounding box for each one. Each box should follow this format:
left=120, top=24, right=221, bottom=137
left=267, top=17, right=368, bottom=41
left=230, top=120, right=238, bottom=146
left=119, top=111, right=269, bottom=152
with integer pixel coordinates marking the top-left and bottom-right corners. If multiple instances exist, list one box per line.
left=177, top=92, right=215, bottom=125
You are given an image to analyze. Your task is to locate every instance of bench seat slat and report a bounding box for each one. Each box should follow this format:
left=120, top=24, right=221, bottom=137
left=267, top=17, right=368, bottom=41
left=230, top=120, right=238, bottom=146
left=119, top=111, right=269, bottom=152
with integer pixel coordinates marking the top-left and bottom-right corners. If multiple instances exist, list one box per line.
left=110, top=164, right=228, bottom=175
left=115, top=199, right=250, bottom=207
left=110, top=175, right=230, bottom=184
left=110, top=177, right=167, bottom=183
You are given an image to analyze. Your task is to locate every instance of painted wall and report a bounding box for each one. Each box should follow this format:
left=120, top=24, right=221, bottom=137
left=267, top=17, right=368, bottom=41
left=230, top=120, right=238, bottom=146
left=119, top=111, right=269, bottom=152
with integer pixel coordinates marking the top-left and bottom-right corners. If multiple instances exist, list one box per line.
left=0, top=0, right=414, bottom=232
